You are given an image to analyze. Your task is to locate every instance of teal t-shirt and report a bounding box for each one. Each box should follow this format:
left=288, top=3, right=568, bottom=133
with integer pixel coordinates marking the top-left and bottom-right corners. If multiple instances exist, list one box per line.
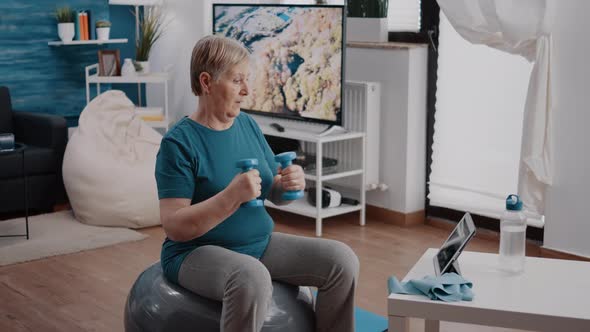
left=155, top=112, right=278, bottom=284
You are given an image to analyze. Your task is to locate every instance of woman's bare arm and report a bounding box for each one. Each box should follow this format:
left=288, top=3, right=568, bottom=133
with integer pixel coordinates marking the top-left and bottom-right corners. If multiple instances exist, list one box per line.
left=159, top=170, right=262, bottom=242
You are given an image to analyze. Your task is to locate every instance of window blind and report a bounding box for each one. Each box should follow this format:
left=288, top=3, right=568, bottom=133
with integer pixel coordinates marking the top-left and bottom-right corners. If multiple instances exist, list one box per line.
left=388, top=0, right=421, bottom=32
left=429, top=13, right=544, bottom=227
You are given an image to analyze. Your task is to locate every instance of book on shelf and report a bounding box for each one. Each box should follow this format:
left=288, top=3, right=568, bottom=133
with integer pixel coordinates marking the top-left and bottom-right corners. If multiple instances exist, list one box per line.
left=86, top=10, right=94, bottom=40
left=136, top=108, right=164, bottom=122
left=140, top=115, right=165, bottom=122
left=84, top=11, right=90, bottom=40
left=78, top=11, right=87, bottom=40
left=75, top=10, right=93, bottom=41
left=74, top=13, right=80, bottom=40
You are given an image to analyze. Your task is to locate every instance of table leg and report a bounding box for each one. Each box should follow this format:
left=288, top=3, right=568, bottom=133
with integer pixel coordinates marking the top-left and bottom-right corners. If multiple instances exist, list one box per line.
left=425, top=319, right=440, bottom=332
left=389, top=315, right=409, bottom=332
left=22, top=149, right=29, bottom=240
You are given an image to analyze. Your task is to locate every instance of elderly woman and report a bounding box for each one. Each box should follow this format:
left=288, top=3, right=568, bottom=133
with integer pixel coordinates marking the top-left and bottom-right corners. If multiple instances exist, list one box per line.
left=155, top=35, right=359, bottom=332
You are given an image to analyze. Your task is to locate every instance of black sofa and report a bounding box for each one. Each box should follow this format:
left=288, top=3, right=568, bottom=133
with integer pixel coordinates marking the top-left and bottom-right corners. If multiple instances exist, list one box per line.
left=0, top=86, right=68, bottom=213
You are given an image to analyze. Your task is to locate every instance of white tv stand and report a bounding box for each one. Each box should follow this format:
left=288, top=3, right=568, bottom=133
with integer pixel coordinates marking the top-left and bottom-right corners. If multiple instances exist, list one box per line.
left=257, top=117, right=366, bottom=237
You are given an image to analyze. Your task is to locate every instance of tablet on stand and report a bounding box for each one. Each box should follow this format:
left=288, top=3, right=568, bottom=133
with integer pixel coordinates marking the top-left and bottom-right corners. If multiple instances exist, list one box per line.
left=433, top=213, right=477, bottom=276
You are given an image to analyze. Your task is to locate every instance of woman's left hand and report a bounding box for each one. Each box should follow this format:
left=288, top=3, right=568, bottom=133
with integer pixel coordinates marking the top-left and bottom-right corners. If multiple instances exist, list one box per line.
left=278, top=164, right=305, bottom=192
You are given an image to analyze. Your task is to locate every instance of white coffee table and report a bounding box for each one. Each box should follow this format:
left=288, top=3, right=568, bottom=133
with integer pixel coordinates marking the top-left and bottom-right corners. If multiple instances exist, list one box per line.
left=388, top=248, right=590, bottom=332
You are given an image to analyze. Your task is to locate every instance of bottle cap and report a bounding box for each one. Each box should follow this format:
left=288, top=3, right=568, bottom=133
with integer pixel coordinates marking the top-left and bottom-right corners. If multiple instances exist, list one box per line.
left=506, top=194, right=523, bottom=211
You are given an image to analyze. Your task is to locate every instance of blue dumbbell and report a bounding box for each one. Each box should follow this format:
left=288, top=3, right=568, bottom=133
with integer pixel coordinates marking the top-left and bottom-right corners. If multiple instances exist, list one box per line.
left=236, top=158, right=264, bottom=207
left=274, top=151, right=304, bottom=201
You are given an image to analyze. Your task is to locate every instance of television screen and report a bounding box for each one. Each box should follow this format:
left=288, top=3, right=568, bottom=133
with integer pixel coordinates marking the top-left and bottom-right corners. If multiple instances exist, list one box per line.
left=213, top=4, right=345, bottom=126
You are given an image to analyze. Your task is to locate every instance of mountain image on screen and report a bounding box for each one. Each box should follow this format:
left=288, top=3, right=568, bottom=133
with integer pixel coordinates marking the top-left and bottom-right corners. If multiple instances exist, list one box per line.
left=213, top=5, right=343, bottom=124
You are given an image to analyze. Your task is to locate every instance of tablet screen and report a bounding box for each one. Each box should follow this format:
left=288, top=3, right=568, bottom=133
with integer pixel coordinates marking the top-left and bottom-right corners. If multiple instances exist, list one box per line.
left=435, top=213, right=475, bottom=275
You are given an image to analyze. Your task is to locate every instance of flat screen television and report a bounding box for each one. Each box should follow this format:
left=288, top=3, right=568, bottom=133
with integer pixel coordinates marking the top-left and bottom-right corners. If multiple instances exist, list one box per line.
left=212, top=3, right=345, bottom=126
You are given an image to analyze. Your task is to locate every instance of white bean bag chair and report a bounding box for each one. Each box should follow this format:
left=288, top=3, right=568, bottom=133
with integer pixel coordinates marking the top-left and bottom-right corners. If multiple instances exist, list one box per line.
left=63, top=90, right=162, bottom=228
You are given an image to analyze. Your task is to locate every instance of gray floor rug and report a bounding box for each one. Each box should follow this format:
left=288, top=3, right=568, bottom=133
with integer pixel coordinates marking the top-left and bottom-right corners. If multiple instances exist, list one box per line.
left=0, top=210, right=148, bottom=266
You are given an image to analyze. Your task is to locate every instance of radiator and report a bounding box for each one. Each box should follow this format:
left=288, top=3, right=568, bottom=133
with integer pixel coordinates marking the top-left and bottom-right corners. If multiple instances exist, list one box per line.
left=303, top=80, right=382, bottom=191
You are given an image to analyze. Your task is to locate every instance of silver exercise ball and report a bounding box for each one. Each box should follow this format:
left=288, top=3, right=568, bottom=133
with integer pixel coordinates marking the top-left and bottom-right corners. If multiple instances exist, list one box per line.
left=124, top=263, right=316, bottom=332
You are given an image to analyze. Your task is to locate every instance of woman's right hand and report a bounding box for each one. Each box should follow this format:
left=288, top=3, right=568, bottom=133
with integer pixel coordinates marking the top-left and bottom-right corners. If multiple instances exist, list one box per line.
left=227, top=169, right=262, bottom=204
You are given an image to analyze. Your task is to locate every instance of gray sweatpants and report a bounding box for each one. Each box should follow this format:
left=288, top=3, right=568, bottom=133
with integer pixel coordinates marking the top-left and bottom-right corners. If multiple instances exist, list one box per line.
left=177, top=232, right=360, bottom=332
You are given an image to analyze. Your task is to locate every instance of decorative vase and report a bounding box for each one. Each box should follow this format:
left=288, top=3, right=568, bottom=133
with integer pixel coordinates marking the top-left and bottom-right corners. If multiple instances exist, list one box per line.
left=346, top=17, right=388, bottom=43
left=121, top=58, right=136, bottom=77
left=96, top=27, right=110, bottom=41
left=136, top=61, right=150, bottom=75
left=57, top=23, right=75, bottom=42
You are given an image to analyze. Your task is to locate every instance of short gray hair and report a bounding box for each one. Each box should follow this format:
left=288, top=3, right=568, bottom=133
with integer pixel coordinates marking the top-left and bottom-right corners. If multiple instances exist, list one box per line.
left=190, top=35, right=249, bottom=96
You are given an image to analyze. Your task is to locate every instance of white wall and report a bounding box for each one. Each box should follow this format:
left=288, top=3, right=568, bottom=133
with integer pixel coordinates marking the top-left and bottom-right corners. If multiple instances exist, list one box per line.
left=543, top=1, right=590, bottom=257
left=146, top=0, right=208, bottom=123
left=346, top=46, right=428, bottom=213
left=405, top=46, right=428, bottom=213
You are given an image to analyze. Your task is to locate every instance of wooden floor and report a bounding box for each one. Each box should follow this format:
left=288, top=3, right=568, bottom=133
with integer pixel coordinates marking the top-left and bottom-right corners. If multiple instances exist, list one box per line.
left=0, top=209, right=561, bottom=332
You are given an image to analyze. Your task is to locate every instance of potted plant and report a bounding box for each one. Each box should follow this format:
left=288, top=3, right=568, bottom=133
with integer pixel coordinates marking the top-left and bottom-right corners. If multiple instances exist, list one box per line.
left=135, top=6, right=166, bottom=74
left=96, top=20, right=112, bottom=41
left=55, top=6, right=75, bottom=42
left=346, top=0, right=389, bottom=43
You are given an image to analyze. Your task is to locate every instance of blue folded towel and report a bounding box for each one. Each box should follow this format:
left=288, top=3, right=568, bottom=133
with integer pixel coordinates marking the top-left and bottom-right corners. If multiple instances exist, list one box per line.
left=388, top=272, right=474, bottom=302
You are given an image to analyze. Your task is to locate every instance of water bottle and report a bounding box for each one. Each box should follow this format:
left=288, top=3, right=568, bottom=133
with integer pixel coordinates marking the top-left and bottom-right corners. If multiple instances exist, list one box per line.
left=499, top=194, right=527, bottom=273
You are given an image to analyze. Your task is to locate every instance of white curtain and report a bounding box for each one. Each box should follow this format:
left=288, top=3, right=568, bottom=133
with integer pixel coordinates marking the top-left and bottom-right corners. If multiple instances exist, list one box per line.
left=431, top=0, right=554, bottom=226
